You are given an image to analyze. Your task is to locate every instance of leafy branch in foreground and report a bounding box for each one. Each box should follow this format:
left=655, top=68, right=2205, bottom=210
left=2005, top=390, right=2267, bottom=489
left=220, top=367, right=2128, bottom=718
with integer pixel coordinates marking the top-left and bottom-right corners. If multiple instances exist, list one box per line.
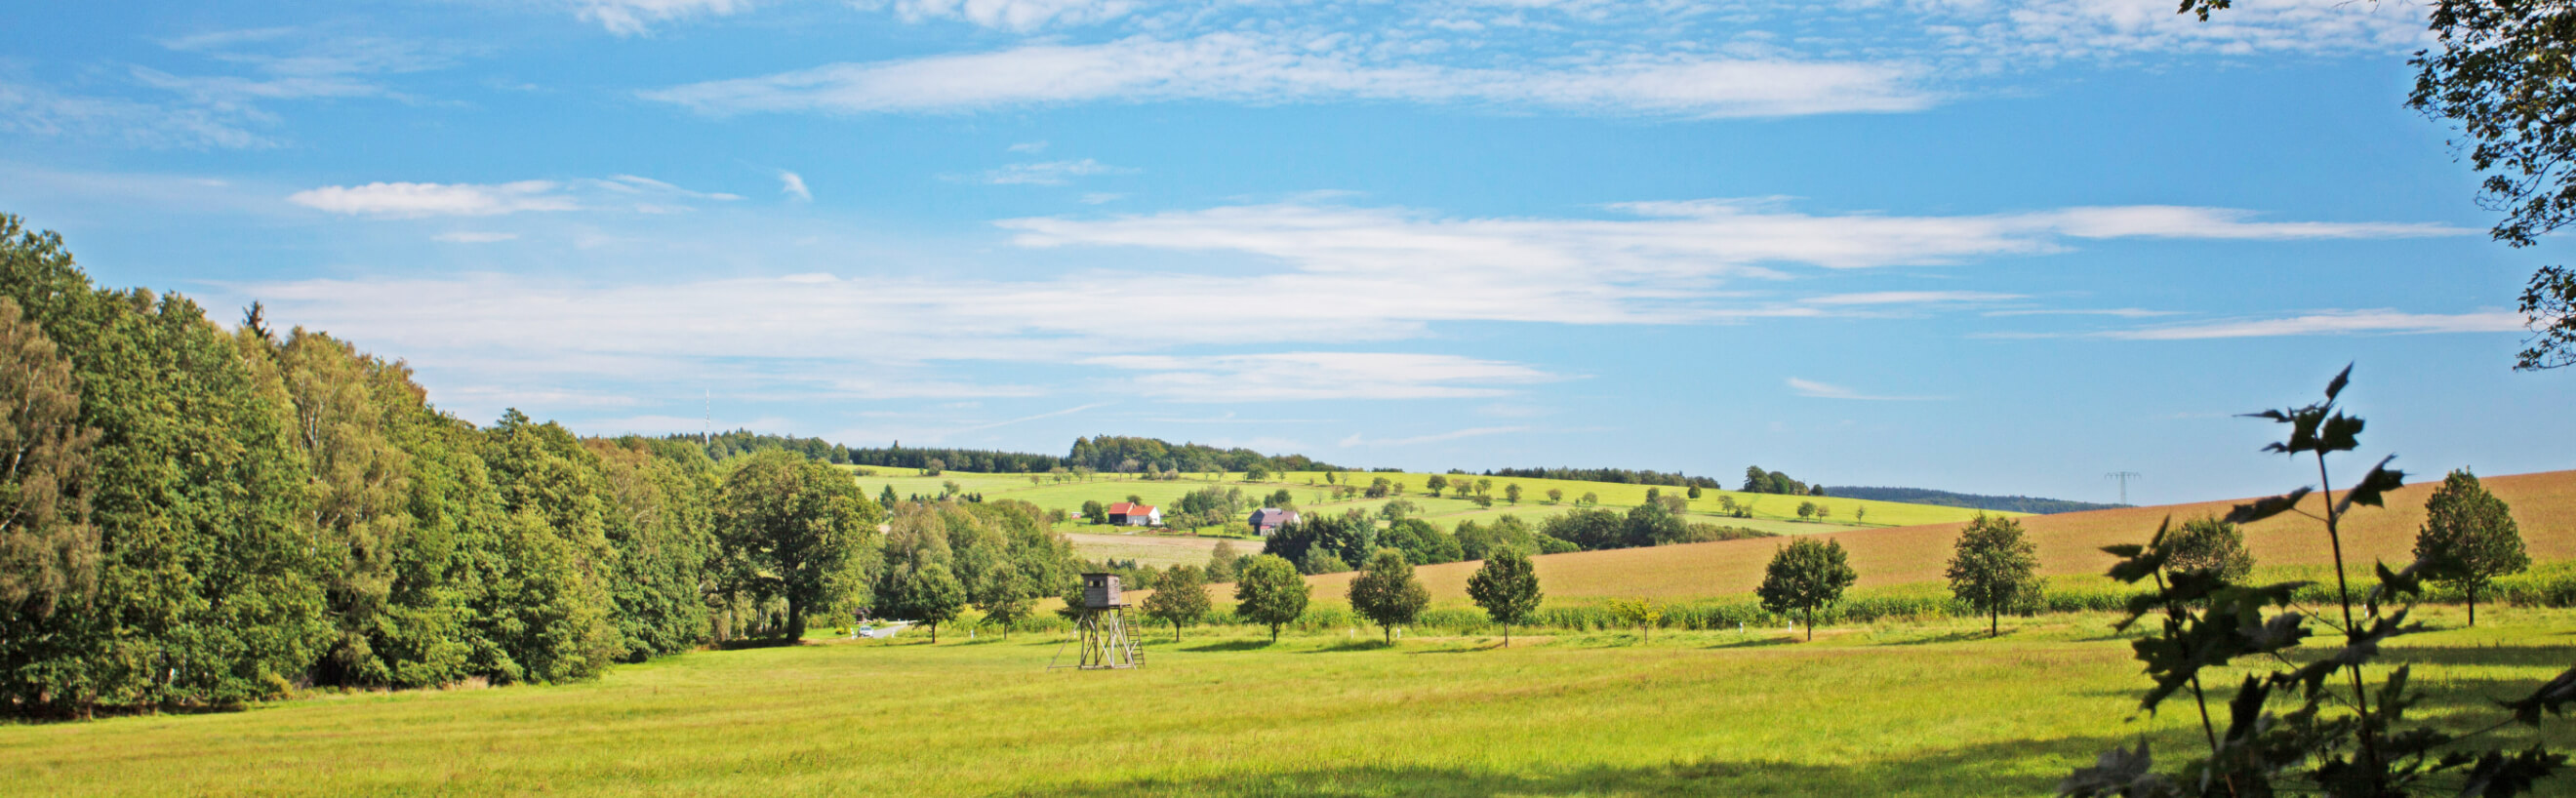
left=2061, top=365, right=2573, bottom=797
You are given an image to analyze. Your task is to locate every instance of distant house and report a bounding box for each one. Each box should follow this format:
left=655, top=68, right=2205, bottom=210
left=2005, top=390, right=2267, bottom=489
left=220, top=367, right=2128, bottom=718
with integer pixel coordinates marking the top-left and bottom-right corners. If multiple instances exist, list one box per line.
left=1107, top=501, right=1162, bottom=527
left=1248, top=507, right=1301, bottom=536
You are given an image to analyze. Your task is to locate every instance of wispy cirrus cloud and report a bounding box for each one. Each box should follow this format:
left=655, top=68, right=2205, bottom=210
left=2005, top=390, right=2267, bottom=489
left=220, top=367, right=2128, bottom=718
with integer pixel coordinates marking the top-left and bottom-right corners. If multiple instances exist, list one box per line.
left=1787, top=377, right=1945, bottom=402
left=884, top=0, right=1139, bottom=30
left=1338, top=425, right=1530, bottom=448
left=1087, top=352, right=1563, bottom=402
left=576, top=0, right=758, bottom=35
left=1802, top=291, right=2029, bottom=305
left=968, top=158, right=1133, bottom=185
left=287, top=175, right=741, bottom=218
left=778, top=170, right=813, bottom=201
left=289, top=180, right=577, bottom=218
left=641, top=33, right=1935, bottom=118
left=2095, top=309, right=2525, bottom=340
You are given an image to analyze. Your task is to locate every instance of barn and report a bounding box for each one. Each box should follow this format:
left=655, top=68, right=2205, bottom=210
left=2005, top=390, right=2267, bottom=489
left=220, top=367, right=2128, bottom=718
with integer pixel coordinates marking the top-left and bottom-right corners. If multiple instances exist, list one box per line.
left=1106, top=501, right=1162, bottom=527
left=1248, top=507, right=1300, bottom=535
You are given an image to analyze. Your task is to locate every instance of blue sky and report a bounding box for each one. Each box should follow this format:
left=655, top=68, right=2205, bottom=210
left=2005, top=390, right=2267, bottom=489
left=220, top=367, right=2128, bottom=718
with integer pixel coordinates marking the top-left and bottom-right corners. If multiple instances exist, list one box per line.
left=3, top=0, right=2568, bottom=504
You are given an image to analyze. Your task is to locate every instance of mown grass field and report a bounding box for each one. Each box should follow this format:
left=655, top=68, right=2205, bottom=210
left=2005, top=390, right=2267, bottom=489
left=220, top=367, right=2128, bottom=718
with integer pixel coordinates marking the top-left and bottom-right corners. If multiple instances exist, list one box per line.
left=9, top=605, right=2572, bottom=796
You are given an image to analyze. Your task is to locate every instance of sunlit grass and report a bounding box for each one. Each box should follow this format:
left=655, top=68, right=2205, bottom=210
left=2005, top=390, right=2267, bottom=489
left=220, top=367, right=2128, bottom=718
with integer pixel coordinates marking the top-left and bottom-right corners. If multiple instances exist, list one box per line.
left=10, top=607, right=2573, bottom=796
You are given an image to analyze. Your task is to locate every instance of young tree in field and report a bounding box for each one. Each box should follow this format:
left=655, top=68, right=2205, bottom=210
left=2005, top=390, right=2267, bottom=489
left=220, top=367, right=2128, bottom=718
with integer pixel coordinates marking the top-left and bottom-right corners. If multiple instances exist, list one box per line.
left=1946, top=514, right=2040, bottom=637
left=1142, top=564, right=1210, bottom=641
left=1233, top=554, right=1309, bottom=643
left=1608, top=597, right=1664, bottom=643
left=1795, top=500, right=1817, bottom=521
left=1758, top=539, right=1857, bottom=641
left=1505, top=483, right=1523, bottom=504
left=1580, top=492, right=1598, bottom=506
left=880, top=484, right=899, bottom=506
left=2415, top=468, right=2530, bottom=626
left=1547, top=488, right=1564, bottom=504
left=974, top=565, right=1034, bottom=640
left=1475, top=478, right=1493, bottom=499
left=1687, top=486, right=1703, bottom=499
left=2167, top=516, right=2255, bottom=582
left=1245, top=465, right=1268, bottom=482
left=1468, top=548, right=1543, bottom=647
left=1425, top=474, right=1449, bottom=498
left=898, top=563, right=966, bottom=643
left=1080, top=499, right=1105, bottom=523
left=1814, top=504, right=1832, bottom=523
left=1852, top=505, right=1866, bottom=525
left=1348, top=549, right=1430, bottom=644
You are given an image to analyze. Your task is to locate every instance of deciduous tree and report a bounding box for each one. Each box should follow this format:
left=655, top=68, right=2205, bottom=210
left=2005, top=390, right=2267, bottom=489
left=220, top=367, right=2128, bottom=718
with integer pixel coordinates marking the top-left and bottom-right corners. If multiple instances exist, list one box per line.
left=1946, top=514, right=2039, bottom=637
left=1468, top=548, right=1543, bottom=647
left=1141, top=564, right=1209, bottom=641
left=1348, top=550, right=1429, bottom=644
left=2415, top=468, right=2529, bottom=626
left=1758, top=539, right=1856, bottom=641
left=1232, top=554, right=1308, bottom=643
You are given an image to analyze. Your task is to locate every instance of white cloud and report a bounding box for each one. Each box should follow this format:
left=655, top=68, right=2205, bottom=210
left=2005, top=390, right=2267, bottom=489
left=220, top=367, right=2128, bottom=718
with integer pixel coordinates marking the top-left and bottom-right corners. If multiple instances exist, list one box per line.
left=215, top=197, right=2467, bottom=412
left=577, top=0, right=758, bottom=35
left=1088, top=352, right=1563, bottom=402
left=1803, top=291, right=2027, bottom=305
left=288, top=180, right=577, bottom=218
left=0, top=80, right=270, bottom=148
left=641, top=33, right=1934, bottom=118
left=1008, top=140, right=1050, bottom=153
left=1947, top=0, right=2432, bottom=59
left=2041, top=206, right=2460, bottom=240
left=1984, top=307, right=2181, bottom=318
left=433, top=231, right=520, bottom=243
left=886, top=0, right=1139, bottom=30
left=1079, top=192, right=1126, bottom=204
left=779, top=170, right=813, bottom=201
left=288, top=175, right=745, bottom=219
left=1787, top=377, right=1943, bottom=401
left=1339, top=426, right=1530, bottom=447
left=970, top=158, right=1132, bottom=185
left=2097, top=309, right=2525, bottom=340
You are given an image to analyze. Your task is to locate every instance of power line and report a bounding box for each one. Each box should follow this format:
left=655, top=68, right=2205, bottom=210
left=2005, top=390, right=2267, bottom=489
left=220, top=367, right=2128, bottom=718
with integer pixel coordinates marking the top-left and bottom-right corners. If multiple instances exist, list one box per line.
left=2105, top=471, right=2142, bottom=505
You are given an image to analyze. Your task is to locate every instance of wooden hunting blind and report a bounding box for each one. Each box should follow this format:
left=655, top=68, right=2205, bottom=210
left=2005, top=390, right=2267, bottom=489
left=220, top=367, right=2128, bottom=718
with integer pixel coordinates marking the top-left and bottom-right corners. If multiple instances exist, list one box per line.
left=1054, top=572, right=1141, bottom=670
left=1083, top=574, right=1125, bottom=609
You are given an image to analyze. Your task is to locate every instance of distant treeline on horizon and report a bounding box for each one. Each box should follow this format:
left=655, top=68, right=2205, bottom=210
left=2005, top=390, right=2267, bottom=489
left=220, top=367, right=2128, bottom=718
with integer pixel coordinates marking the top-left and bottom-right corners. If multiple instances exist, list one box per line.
left=1823, top=487, right=2124, bottom=515
left=669, top=431, right=1349, bottom=475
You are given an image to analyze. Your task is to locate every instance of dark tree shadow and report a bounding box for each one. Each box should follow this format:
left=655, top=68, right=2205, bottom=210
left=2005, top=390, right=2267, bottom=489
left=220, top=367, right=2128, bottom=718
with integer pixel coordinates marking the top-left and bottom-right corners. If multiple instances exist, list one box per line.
left=998, top=735, right=2195, bottom=797
left=1181, top=640, right=1274, bottom=653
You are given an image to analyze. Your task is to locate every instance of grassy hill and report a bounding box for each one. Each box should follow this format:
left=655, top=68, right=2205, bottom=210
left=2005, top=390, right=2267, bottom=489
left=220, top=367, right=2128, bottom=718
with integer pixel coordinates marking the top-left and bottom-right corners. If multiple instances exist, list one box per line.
left=849, top=468, right=2003, bottom=540
left=1278, top=468, right=2576, bottom=607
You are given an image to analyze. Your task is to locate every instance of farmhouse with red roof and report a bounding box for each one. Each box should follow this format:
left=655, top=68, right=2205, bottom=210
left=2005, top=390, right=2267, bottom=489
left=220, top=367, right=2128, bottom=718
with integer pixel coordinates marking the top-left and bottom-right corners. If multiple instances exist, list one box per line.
left=1106, top=501, right=1161, bottom=527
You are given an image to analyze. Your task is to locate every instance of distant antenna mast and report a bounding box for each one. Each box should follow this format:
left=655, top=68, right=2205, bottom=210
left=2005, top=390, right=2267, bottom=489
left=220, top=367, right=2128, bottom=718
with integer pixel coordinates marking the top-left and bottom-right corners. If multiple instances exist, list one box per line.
left=2105, top=471, right=2142, bottom=505
left=703, top=388, right=711, bottom=447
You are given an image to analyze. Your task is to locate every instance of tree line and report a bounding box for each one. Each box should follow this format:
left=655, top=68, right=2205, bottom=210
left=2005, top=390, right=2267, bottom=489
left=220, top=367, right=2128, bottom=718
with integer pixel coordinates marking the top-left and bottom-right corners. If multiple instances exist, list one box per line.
left=0, top=217, right=911, bottom=717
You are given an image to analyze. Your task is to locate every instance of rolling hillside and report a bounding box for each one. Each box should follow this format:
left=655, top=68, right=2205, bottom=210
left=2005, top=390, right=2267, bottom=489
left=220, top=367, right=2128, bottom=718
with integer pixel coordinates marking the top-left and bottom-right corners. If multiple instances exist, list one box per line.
left=850, top=468, right=2005, bottom=537
left=1278, top=468, right=2576, bottom=607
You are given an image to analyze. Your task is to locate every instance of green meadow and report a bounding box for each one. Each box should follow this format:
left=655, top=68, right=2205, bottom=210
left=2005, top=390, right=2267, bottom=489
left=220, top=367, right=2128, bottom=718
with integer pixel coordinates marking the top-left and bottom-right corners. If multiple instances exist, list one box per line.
left=9, top=605, right=2570, bottom=797
left=850, top=468, right=1998, bottom=536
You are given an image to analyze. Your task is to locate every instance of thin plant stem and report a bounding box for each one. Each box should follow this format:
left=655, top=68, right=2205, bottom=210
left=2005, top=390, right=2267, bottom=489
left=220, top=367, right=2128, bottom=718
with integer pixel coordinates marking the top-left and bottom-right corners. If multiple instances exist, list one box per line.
left=2315, top=449, right=2383, bottom=786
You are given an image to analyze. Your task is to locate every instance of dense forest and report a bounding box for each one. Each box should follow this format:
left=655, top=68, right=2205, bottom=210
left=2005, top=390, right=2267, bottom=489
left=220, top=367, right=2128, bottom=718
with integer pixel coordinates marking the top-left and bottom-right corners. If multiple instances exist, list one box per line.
left=1480, top=466, right=1724, bottom=490
left=1822, top=487, right=2121, bottom=514
left=0, top=216, right=1076, bottom=717
left=666, top=431, right=1344, bottom=476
